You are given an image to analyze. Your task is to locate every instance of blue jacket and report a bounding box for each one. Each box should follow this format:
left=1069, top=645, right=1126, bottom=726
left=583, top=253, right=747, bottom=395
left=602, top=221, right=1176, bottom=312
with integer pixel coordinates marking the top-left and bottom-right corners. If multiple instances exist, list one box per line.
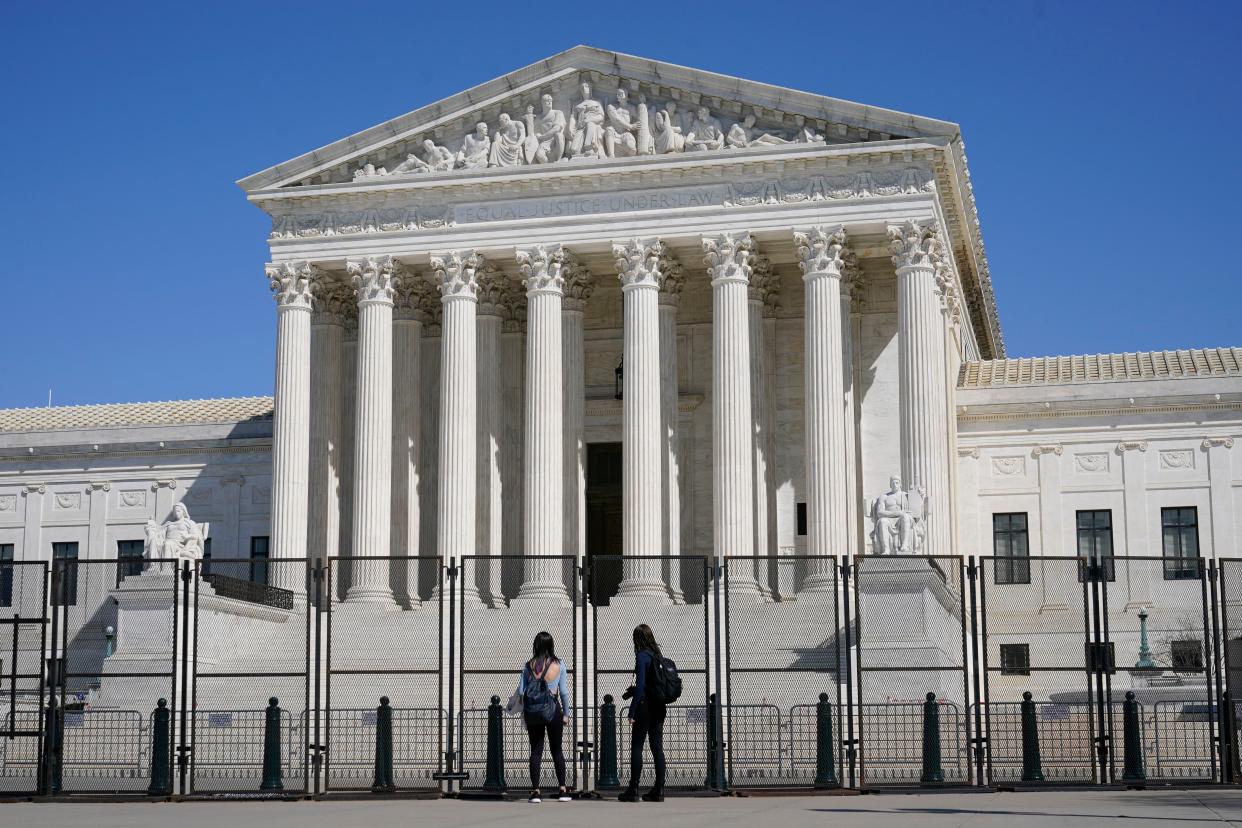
left=628, top=650, right=657, bottom=718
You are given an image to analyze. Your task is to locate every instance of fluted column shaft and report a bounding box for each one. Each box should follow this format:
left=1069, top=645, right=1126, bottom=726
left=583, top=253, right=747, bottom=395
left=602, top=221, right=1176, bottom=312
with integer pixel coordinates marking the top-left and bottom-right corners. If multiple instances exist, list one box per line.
left=795, top=228, right=849, bottom=590
left=614, top=240, right=666, bottom=597
left=346, top=257, right=396, bottom=604
left=562, top=258, right=593, bottom=598
left=308, top=285, right=347, bottom=573
left=392, top=284, right=427, bottom=607
left=747, top=260, right=776, bottom=599
left=891, top=221, right=952, bottom=555
left=434, top=253, right=480, bottom=579
left=476, top=283, right=505, bottom=605
left=519, top=247, right=567, bottom=599
left=266, top=262, right=315, bottom=591
left=705, top=233, right=757, bottom=595
left=657, top=294, right=684, bottom=603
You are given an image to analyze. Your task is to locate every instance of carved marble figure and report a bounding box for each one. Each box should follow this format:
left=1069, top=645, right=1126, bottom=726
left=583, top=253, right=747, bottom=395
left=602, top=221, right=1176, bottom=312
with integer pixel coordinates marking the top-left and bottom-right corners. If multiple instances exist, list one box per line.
left=684, top=106, right=725, bottom=152
left=457, top=122, right=491, bottom=169
left=653, top=108, right=684, bottom=154
left=527, top=94, right=567, bottom=164
left=489, top=113, right=527, bottom=167
left=400, top=138, right=455, bottom=173
left=726, top=113, right=792, bottom=149
left=143, top=502, right=209, bottom=571
left=568, top=82, right=606, bottom=159
left=605, top=88, right=639, bottom=158
left=868, top=475, right=927, bottom=555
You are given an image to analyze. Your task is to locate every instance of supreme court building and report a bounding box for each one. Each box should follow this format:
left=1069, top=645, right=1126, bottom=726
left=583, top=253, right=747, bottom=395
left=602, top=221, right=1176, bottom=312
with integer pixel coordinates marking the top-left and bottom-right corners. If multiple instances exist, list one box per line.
left=2, top=45, right=1240, bottom=609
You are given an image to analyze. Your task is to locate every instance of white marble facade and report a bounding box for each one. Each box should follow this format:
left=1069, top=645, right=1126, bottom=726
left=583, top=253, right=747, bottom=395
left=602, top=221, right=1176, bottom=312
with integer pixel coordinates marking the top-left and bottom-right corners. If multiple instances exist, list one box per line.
left=1, top=46, right=1240, bottom=606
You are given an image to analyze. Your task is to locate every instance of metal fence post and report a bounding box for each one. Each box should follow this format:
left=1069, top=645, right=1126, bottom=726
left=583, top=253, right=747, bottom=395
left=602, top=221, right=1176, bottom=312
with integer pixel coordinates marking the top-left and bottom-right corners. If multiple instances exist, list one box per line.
left=706, top=692, right=725, bottom=789
left=1122, top=691, right=1146, bottom=784
left=372, top=696, right=396, bottom=793
left=148, top=698, right=173, bottom=795
left=1020, top=692, right=1044, bottom=782
left=484, top=695, right=506, bottom=792
left=921, top=693, right=944, bottom=785
left=814, top=693, right=838, bottom=788
left=260, top=697, right=284, bottom=791
left=598, top=694, right=619, bottom=788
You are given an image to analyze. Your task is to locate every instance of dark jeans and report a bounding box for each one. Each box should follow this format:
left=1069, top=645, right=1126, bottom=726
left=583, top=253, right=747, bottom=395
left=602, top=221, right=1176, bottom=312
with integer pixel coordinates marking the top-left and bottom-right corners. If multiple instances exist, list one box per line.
left=525, top=703, right=566, bottom=790
left=628, top=701, right=667, bottom=791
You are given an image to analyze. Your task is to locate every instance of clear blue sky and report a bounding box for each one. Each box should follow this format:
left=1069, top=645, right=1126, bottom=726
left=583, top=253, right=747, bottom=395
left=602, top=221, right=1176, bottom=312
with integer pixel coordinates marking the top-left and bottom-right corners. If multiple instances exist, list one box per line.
left=2, top=1, right=1238, bottom=408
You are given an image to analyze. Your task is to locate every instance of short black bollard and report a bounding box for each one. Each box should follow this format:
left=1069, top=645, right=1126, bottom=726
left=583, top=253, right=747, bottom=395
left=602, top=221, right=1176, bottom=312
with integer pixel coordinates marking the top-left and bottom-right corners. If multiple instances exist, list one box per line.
left=372, top=696, right=396, bottom=793
left=39, top=696, right=63, bottom=796
left=597, top=694, right=619, bottom=788
left=148, top=698, right=172, bottom=795
left=1122, top=690, right=1146, bottom=783
left=483, top=695, right=506, bottom=792
left=1020, top=691, right=1045, bottom=782
left=920, top=692, right=944, bottom=785
left=260, top=697, right=284, bottom=791
left=814, top=692, right=838, bottom=788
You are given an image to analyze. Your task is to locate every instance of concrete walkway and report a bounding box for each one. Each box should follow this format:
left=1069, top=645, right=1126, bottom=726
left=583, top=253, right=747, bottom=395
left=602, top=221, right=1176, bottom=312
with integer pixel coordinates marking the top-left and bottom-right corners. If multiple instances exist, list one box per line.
left=6, top=790, right=1242, bottom=828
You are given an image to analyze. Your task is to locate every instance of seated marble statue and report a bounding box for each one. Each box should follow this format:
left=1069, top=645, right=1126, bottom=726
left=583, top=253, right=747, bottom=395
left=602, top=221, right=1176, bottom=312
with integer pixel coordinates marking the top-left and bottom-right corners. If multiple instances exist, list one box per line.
left=652, top=108, right=684, bottom=154
left=489, top=113, right=527, bottom=167
left=604, top=88, right=639, bottom=158
left=868, top=475, right=926, bottom=555
left=684, top=106, right=725, bottom=152
left=526, top=95, right=566, bottom=164
left=143, top=503, right=209, bottom=572
left=726, top=113, right=791, bottom=149
left=457, top=122, right=491, bottom=169
left=567, top=81, right=606, bottom=159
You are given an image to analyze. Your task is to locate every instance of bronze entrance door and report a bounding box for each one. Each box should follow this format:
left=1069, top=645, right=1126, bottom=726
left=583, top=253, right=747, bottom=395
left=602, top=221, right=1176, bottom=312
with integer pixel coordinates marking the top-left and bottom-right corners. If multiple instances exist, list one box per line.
left=585, top=442, right=623, bottom=598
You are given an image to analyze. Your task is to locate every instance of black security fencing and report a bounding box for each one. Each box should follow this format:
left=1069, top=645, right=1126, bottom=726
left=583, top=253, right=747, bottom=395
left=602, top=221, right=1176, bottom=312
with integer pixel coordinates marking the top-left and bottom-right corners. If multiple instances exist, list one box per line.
left=15, top=552, right=1242, bottom=800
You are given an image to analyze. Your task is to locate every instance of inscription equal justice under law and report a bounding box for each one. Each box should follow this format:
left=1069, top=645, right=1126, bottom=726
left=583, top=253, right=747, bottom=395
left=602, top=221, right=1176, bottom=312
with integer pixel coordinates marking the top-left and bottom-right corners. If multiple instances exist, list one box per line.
left=454, top=185, right=728, bottom=223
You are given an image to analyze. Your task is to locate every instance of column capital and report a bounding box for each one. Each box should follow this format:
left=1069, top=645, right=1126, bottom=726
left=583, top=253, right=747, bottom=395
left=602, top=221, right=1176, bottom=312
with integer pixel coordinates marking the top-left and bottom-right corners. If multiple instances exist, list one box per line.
left=431, top=250, right=483, bottom=301
left=793, top=225, right=848, bottom=281
left=266, top=261, right=318, bottom=309
left=501, top=278, right=527, bottom=332
left=562, top=251, right=595, bottom=312
left=748, top=254, right=781, bottom=315
left=1203, top=436, right=1236, bottom=450
left=702, top=231, right=754, bottom=287
left=657, top=251, right=685, bottom=309
left=393, top=266, right=437, bottom=322
left=347, top=255, right=397, bottom=306
left=887, top=219, right=944, bottom=272
left=1116, top=439, right=1149, bottom=454
left=474, top=263, right=509, bottom=316
left=310, top=276, right=355, bottom=326
left=517, top=244, right=566, bottom=297
left=613, top=238, right=663, bottom=290
left=1031, top=444, right=1064, bottom=458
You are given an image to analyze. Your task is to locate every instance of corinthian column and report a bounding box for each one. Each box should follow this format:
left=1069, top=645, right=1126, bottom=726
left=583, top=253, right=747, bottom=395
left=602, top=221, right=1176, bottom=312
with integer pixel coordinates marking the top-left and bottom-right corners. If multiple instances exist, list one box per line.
left=475, top=265, right=508, bottom=605
left=392, top=270, right=434, bottom=607
left=889, top=220, right=952, bottom=556
left=612, top=239, right=667, bottom=598
left=344, top=255, right=396, bottom=605
left=705, top=233, right=758, bottom=597
left=518, top=245, right=568, bottom=601
left=657, top=254, right=686, bottom=603
left=432, top=251, right=481, bottom=595
left=308, top=278, right=351, bottom=577
left=795, top=227, right=850, bottom=591
left=266, top=261, right=316, bottom=590
left=563, top=255, right=595, bottom=584
left=748, top=255, right=778, bottom=600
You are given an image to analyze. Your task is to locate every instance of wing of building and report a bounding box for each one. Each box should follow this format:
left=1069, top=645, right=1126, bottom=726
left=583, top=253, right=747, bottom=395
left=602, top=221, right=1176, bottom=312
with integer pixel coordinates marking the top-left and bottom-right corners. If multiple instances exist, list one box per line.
left=2, top=45, right=1239, bottom=605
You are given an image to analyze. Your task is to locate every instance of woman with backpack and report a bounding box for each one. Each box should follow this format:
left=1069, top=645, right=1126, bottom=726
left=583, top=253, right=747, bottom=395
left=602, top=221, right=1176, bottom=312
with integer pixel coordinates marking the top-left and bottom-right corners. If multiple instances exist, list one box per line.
left=514, top=631, right=571, bottom=803
left=620, top=623, right=670, bottom=802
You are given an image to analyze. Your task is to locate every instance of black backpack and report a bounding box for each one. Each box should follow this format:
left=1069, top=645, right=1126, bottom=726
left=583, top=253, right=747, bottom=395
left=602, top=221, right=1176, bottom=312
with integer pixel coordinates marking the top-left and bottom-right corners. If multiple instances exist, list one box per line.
left=523, top=661, right=557, bottom=722
left=647, top=652, right=683, bottom=704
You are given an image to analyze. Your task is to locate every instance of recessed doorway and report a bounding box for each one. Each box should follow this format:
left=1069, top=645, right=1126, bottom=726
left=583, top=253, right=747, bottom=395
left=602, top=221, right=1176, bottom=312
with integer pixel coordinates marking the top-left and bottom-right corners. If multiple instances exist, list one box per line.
left=586, top=442, right=622, bottom=598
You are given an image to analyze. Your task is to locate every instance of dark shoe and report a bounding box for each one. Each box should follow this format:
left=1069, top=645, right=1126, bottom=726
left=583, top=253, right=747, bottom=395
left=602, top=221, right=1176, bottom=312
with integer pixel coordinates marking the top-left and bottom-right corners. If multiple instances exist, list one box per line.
left=618, top=788, right=639, bottom=802
left=641, top=789, right=664, bottom=802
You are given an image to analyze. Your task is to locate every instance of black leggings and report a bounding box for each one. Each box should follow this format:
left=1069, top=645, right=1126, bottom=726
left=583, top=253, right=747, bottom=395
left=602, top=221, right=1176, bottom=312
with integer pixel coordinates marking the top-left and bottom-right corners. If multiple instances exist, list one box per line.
left=628, top=701, right=667, bottom=790
left=526, top=705, right=566, bottom=790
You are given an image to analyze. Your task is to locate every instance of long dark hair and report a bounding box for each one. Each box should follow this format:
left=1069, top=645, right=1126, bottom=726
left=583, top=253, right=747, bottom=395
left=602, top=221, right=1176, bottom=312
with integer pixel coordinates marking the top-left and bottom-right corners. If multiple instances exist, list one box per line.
left=632, top=624, right=660, bottom=655
left=531, top=631, right=558, bottom=667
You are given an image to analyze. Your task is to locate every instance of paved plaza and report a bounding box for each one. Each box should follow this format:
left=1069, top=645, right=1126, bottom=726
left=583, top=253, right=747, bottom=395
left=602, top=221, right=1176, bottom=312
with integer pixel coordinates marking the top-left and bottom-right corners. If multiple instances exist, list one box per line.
left=7, top=791, right=1242, bottom=828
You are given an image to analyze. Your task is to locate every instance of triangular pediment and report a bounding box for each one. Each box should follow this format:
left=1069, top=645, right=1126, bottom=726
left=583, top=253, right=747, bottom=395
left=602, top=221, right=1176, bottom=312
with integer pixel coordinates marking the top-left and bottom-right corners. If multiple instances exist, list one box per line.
left=238, top=45, right=959, bottom=193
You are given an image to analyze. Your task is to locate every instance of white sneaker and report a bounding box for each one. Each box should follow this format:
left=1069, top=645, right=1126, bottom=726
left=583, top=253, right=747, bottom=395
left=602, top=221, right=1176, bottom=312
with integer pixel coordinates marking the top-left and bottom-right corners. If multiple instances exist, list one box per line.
left=528, top=793, right=542, bottom=803
left=558, top=792, right=572, bottom=802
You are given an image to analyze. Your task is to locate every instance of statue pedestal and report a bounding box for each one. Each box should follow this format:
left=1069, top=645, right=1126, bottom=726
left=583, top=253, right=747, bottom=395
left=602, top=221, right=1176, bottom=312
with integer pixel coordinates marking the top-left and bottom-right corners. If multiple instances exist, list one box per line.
left=854, top=557, right=965, bottom=703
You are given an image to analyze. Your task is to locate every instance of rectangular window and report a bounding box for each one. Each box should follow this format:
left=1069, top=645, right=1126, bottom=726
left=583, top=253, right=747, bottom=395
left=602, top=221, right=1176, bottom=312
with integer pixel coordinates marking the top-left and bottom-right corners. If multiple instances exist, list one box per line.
left=1162, top=507, right=1200, bottom=580
left=1076, top=510, right=1115, bottom=582
left=0, top=544, right=13, bottom=608
left=201, top=537, right=212, bottom=577
left=249, top=536, right=270, bottom=586
left=1171, top=639, right=1204, bottom=672
left=992, top=513, right=1030, bottom=584
left=116, top=540, right=145, bottom=586
left=999, top=643, right=1031, bottom=675
left=51, top=542, right=79, bottom=607
left=796, top=503, right=807, bottom=537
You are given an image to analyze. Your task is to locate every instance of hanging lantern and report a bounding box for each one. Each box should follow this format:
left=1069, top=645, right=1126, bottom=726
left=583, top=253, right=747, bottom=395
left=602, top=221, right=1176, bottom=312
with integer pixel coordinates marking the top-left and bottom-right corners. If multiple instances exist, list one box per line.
left=614, top=356, right=624, bottom=400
